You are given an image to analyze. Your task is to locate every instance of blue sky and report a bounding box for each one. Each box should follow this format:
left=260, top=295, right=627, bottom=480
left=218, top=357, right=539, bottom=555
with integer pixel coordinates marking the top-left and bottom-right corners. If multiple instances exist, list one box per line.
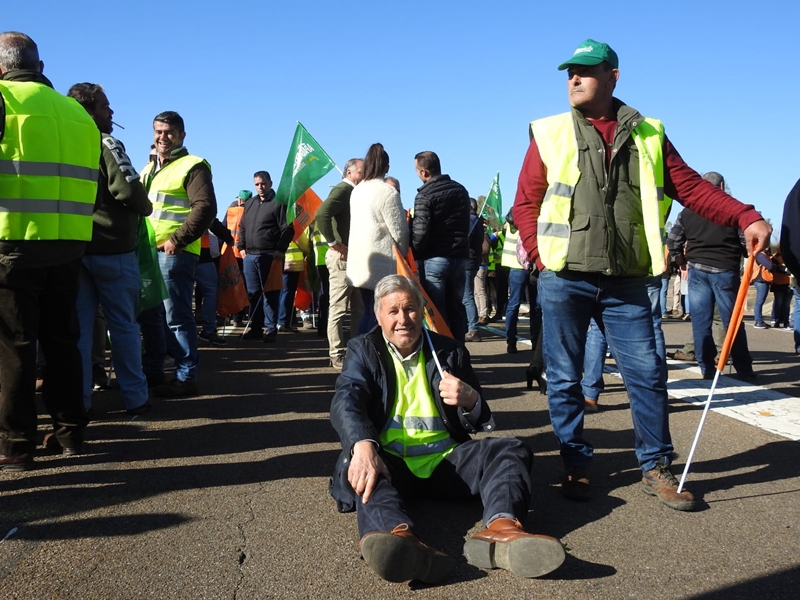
left=9, top=1, right=798, bottom=234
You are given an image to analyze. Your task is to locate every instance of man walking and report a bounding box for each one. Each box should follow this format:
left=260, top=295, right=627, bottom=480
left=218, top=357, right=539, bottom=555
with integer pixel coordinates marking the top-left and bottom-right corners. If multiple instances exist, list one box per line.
left=411, top=151, right=471, bottom=342
left=513, top=39, right=771, bottom=510
left=0, top=32, right=100, bottom=469
left=315, top=158, right=364, bottom=369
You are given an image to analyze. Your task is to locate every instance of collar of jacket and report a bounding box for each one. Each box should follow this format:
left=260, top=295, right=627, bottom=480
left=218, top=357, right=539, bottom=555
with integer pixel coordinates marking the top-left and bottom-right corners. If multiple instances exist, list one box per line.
left=416, top=173, right=452, bottom=193
left=153, top=146, right=189, bottom=170
left=256, top=189, right=276, bottom=203
left=0, top=69, right=54, bottom=88
left=572, top=97, right=643, bottom=136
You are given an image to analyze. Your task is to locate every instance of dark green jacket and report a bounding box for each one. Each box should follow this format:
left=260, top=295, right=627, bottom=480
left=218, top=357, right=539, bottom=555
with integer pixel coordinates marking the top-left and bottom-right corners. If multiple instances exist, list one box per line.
left=85, top=134, right=152, bottom=254
left=568, top=100, right=651, bottom=276
left=316, top=180, right=354, bottom=246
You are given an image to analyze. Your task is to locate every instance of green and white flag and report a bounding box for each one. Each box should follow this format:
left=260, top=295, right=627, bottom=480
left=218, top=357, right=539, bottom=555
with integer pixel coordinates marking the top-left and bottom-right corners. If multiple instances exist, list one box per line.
left=481, top=172, right=503, bottom=231
left=274, top=122, right=336, bottom=223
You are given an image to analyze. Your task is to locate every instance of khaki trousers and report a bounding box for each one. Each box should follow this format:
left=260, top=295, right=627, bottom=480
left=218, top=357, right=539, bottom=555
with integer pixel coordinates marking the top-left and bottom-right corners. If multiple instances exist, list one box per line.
left=325, top=251, right=364, bottom=359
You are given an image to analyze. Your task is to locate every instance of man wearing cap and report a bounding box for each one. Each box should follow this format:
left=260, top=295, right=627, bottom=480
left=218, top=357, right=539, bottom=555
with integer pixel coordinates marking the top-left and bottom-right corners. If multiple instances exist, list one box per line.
left=225, top=190, right=251, bottom=326
left=513, top=39, right=772, bottom=511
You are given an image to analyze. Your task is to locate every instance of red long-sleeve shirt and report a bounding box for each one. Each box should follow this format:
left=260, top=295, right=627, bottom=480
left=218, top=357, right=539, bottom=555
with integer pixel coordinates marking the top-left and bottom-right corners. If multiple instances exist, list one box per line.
left=513, top=118, right=764, bottom=272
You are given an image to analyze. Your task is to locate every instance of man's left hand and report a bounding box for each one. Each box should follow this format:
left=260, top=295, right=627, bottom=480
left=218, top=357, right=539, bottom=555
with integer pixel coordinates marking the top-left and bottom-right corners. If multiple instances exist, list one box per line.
left=743, top=220, right=773, bottom=255
left=439, top=371, right=478, bottom=411
left=158, top=239, right=182, bottom=254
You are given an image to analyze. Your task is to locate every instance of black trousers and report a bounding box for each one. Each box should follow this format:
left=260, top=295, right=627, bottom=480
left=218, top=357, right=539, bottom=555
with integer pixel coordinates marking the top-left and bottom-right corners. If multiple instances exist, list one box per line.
left=355, top=437, right=533, bottom=538
left=0, top=258, right=88, bottom=457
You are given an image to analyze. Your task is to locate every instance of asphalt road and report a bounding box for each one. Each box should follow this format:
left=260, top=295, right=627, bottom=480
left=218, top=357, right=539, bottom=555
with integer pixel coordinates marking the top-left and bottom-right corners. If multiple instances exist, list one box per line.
left=1, top=314, right=798, bottom=599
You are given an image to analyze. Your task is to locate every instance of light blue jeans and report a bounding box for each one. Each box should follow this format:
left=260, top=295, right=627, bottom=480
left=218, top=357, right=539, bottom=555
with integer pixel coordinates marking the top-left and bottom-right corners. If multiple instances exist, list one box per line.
left=159, top=251, right=199, bottom=382
left=76, top=252, right=148, bottom=410
left=538, top=270, right=673, bottom=472
left=753, top=281, right=770, bottom=324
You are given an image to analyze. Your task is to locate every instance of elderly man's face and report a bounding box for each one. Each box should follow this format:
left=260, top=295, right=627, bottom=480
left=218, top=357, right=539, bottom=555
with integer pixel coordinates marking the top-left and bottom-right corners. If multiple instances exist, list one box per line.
left=566, top=64, right=618, bottom=112
left=376, top=290, right=423, bottom=356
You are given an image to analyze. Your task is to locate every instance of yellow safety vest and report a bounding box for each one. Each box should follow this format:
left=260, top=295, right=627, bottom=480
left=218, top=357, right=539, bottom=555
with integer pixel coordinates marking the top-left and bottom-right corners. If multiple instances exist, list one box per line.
left=0, top=80, right=99, bottom=241
left=311, top=227, right=328, bottom=266
left=530, top=112, right=670, bottom=275
left=501, top=224, right=523, bottom=269
left=379, top=350, right=457, bottom=478
left=140, top=154, right=208, bottom=255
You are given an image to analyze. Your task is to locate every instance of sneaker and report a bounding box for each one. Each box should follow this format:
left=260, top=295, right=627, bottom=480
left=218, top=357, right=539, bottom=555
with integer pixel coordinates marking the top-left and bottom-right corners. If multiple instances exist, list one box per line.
left=681, top=313, right=691, bottom=321
left=277, top=324, right=297, bottom=333
left=92, top=365, right=109, bottom=391
left=152, top=379, right=199, bottom=398
left=0, top=453, right=34, bottom=472
left=163, top=356, right=176, bottom=372
left=262, top=330, right=277, bottom=343
left=477, top=316, right=489, bottom=326
left=465, top=331, right=482, bottom=343
left=561, top=466, right=591, bottom=501
left=360, top=523, right=454, bottom=583
left=331, top=355, right=345, bottom=371
left=199, top=332, right=227, bottom=347
left=641, top=463, right=695, bottom=511
left=661, top=312, right=671, bottom=319
left=668, top=350, right=695, bottom=362
left=302, top=318, right=314, bottom=330
left=754, top=321, right=770, bottom=329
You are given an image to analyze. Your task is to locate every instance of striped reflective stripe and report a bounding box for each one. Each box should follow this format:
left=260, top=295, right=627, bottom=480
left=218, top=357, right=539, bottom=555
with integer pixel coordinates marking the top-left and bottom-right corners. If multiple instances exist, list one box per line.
left=383, top=437, right=456, bottom=457
left=150, top=209, right=186, bottom=223
left=0, top=198, right=94, bottom=216
left=150, top=192, right=191, bottom=208
left=542, top=182, right=575, bottom=203
left=0, top=159, right=98, bottom=181
left=539, top=222, right=570, bottom=238
left=383, top=415, right=446, bottom=431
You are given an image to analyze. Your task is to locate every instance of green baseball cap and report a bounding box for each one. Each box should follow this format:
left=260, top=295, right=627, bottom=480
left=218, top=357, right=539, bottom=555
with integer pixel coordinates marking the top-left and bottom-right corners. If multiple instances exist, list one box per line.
left=557, top=39, right=619, bottom=71
left=238, top=189, right=253, bottom=200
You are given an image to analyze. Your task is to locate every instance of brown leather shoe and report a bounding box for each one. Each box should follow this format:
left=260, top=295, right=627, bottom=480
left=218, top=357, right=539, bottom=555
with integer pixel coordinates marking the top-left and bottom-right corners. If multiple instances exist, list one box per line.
left=464, top=518, right=565, bottom=578
left=641, top=463, right=696, bottom=511
left=465, top=331, right=482, bottom=343
left=0, top=453, right=34, bottom=472
left=360, top=523, right=454, bottom=583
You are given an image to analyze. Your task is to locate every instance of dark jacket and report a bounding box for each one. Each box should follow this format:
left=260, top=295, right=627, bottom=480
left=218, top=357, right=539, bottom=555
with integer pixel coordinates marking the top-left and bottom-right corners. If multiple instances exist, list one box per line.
left=668, top=209, right=744, bottom=272
left=467, top=214, right=485, bottom=272
left=329, top=327, right=496, bottom=513
left=0, top=69, right=97, bottom=268
left=316, top=180, right=355, bottom=246
left=85, top=134, right=152, bottom=255
left=781, top=178, right=800, bottom=280
left=411, top=175, right=470, bottom=261
left=237, top=190, right=294, bottom=254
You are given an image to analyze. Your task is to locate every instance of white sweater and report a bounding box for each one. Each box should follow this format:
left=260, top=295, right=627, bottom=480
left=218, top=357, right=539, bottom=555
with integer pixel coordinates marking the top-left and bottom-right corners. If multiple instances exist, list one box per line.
left=346, top=178, right=409, bottom=290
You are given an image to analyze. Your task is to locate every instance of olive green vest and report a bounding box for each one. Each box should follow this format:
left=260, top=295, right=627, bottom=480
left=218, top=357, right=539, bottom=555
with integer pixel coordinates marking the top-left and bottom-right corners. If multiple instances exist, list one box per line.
left=140, top=155, right=208, bottom=255
left=530, top=108, right=671, bottom=276
left=379, top=349, right=457, bottom=478
left=0, top=80, right=99, bottom=241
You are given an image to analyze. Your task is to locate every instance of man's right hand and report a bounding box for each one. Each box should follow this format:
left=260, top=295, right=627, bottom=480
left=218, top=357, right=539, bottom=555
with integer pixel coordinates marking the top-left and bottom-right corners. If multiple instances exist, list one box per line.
left=331, top=241, right=348, bottom=261
left=348, top=440, right=390, bottom=504
left=240, top=249, right=247, bottom=258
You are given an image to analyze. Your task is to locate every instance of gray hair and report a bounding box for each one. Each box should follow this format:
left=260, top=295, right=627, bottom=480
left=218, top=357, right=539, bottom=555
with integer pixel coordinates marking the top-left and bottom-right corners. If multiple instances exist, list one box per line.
left=342, top=158, right=362, bottom=179
left=702, top=171, right=730, bottom=194
left=374, top=275, right=425, bottom=314
left=385, top=176, right=400, bottom=193
left=0, top=31, right=40, bottom=71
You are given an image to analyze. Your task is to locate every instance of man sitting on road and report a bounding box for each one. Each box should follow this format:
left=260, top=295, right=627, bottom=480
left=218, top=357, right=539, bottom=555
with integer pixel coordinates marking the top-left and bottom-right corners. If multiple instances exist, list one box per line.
left=329, top=275, right=565, bottom=584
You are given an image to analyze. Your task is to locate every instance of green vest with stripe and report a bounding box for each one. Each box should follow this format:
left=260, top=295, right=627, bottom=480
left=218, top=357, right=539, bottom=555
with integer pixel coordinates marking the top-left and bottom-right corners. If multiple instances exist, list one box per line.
left=530, top=110, right=671, bottom=276
left=140, top=154, right=208, bottom=255
left=0, top=80, right=99, bottom=241
left=488, top=229, right=505, bottom=271
left=311, top=227, right=328, bottom=266
left=379, top=350, right=457, bottom=478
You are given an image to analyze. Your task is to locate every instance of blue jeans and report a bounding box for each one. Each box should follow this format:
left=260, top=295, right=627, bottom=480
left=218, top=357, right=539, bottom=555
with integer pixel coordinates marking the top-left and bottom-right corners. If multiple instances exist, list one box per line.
left=659, top=276, right=670, bottom=315
left=505, top=269, right=530, bottom=344
left=243, top=253, right=280, bottom=333
left=753, top=281, right=770, bottom=323
left=688, top=268, right=753, bottom=376
left=77, top=253, right=148, bottom=410
left=159, top=251, right=199, bottom=382
left=646, top=275, right=667, bottom=382
left=794, top=286, right=800, bottom=352
left=279, top=270, right=300, bottom=327
left=194, top=261, right=218, bottom=336
left=463, top=268, right=479, bottom=332
left=538, top=270, right=673, bottom=472
left=420, top=257, right=467, bottom=342
left=581, top=319, right=606, bottom=401
left=357, top=288, right=376, bottom=334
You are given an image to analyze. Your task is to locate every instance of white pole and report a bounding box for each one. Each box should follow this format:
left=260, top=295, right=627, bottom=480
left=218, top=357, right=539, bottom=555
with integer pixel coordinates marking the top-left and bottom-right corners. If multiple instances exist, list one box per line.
left=677, top=370, right=720, bottom=493
left=423, top=328, right=445, bottom=378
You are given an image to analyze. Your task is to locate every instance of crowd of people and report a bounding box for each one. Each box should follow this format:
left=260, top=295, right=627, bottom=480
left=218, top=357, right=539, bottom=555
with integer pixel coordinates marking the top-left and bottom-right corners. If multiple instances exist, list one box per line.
left=4, top=31, right=798, bottom=585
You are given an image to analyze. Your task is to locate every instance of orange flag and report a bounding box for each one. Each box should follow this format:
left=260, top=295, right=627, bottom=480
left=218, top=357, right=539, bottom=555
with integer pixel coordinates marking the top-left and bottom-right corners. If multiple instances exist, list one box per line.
left=294, top=263, right=313, bottom=311
left=292, top=189, right=323, bottom=242
left=394, top=246, right=453, bottom=338
left=217, top=244, right=249, bottom=317
left=264, top=258, right=284, bottom=292
left=715, top=252, right=756, bottom=372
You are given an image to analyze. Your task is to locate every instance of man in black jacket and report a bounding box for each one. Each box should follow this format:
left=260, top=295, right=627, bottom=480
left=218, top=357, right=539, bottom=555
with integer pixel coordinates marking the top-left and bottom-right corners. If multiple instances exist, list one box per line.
left=667, top=172, right=755, bottom=380
left=237, top=171, right=293, bottom=342
left=411, top=151, right=470, bottom=342
left=329, top=275, right=564, bottom=584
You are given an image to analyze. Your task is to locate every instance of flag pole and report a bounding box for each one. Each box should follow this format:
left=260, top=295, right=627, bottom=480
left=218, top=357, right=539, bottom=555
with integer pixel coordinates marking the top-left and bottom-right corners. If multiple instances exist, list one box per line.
left=423, top=328, right=445, bottom=378
left=677, top=251, right=756, bottom=493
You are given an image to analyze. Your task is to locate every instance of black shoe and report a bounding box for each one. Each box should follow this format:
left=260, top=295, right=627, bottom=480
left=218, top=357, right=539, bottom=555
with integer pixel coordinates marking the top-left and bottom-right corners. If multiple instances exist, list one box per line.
left=277, top=324, right=298, bottom=333
left=262, top=330, right=277, bottom=343
left=198, top=332, right=227, bottom=347
left=526, top=365, right=547, bottom=394
left=507, top=343, right=517, bottom=354
left=43, top=433, right=83, bottom=456
left=126, top=402, right=152, bottom=416
left=561, top=467, right=591, bottom=501
left=242, top=328, right=263, bottom=340
left=0, top=453, right=34, bottom=472
left=153, top=379, right=199, bottom=398
left=146, top=372, right=166, bottom=388
left=735, top=371, right=758, bottom=382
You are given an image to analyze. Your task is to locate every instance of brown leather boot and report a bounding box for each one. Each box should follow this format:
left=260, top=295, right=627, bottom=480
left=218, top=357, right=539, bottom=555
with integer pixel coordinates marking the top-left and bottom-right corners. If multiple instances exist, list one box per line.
left=360, top=523, right=454, bottom=584
left=464, top=518, right=565, bottom=578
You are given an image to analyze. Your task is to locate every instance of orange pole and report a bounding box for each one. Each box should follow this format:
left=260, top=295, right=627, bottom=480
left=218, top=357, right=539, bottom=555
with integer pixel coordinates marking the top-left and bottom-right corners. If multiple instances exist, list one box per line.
left=714, top=252, right=756, bottom=372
